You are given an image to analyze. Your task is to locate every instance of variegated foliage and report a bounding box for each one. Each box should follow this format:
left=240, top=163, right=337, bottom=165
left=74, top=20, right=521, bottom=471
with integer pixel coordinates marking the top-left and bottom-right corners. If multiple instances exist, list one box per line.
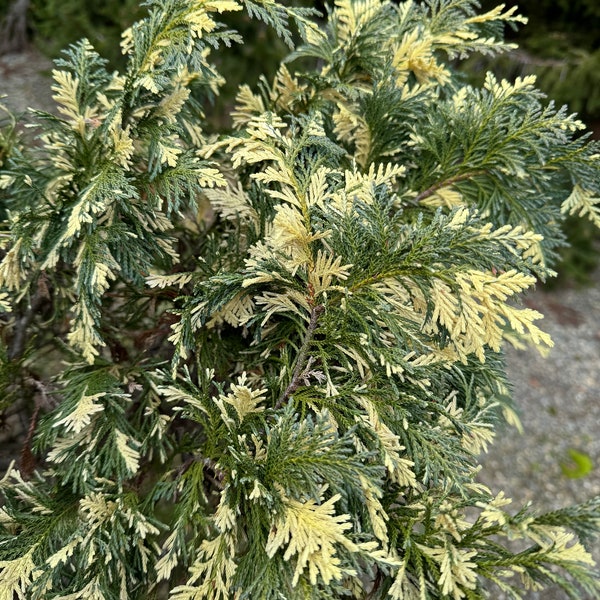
left=0, top=1, right=599, bottom=599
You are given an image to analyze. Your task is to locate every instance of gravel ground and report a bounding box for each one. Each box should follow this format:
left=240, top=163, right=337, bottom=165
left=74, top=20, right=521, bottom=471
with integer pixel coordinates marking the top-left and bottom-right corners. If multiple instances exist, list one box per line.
left=1, top=47, right=599, bottom=599
left=479, top=277, right=600, bottom=599
left=0, top=47, right=54, bottom=114
left=481, top=282, right=600, bottom=512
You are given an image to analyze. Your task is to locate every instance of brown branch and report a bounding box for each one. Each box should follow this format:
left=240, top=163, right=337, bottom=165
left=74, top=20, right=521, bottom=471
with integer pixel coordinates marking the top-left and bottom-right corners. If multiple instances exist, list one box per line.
left=414, top=170, right=486, bottom=203
left=19, top=404, right=39, bottom=478
left=19, top=377, right=53, bottom=478
left=275, top=304, right=324, bottom=409
left=8, top=277, right=50, bottom=361
left=508, top=48, right=570, bottom=70
left=365, top=568, right=383, bottom=599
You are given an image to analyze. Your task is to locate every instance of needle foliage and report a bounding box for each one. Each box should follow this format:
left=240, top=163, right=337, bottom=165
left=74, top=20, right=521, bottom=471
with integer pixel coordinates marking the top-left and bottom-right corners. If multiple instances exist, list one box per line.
left=0, top=1, right=599, bottom=598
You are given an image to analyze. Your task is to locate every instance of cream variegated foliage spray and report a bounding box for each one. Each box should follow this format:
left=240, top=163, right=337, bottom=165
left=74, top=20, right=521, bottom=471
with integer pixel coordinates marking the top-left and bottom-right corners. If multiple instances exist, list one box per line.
left=0, top=0, right=599, bottom=598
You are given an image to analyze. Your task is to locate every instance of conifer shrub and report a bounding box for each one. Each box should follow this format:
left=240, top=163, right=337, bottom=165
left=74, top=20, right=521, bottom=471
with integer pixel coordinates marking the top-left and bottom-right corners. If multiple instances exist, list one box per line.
left=0, top=1, right=599, bottom=598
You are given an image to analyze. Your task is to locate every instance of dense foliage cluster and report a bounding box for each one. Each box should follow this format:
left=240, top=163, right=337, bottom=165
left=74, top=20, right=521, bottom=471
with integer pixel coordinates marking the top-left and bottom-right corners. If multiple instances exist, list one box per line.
left=0, top=1, right=599, bottom=598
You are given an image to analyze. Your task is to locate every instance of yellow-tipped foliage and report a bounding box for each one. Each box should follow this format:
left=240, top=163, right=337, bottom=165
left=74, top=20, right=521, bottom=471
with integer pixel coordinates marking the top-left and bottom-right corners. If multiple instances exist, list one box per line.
left=0, top=1, right=598, bottom=599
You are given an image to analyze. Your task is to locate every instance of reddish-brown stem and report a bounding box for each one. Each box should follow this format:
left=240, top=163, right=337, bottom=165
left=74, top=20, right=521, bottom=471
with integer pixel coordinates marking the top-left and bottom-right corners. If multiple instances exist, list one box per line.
left=275, top=304, right=324, bottom=409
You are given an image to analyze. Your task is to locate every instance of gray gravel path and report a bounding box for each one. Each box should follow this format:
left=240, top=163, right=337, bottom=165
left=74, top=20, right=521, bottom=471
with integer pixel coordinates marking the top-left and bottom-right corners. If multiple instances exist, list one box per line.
left=479, top=275, right=600, bottom=599
left=0, top=47, right=54, bottom=114
left=481, top=281, right=600, bottom=511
